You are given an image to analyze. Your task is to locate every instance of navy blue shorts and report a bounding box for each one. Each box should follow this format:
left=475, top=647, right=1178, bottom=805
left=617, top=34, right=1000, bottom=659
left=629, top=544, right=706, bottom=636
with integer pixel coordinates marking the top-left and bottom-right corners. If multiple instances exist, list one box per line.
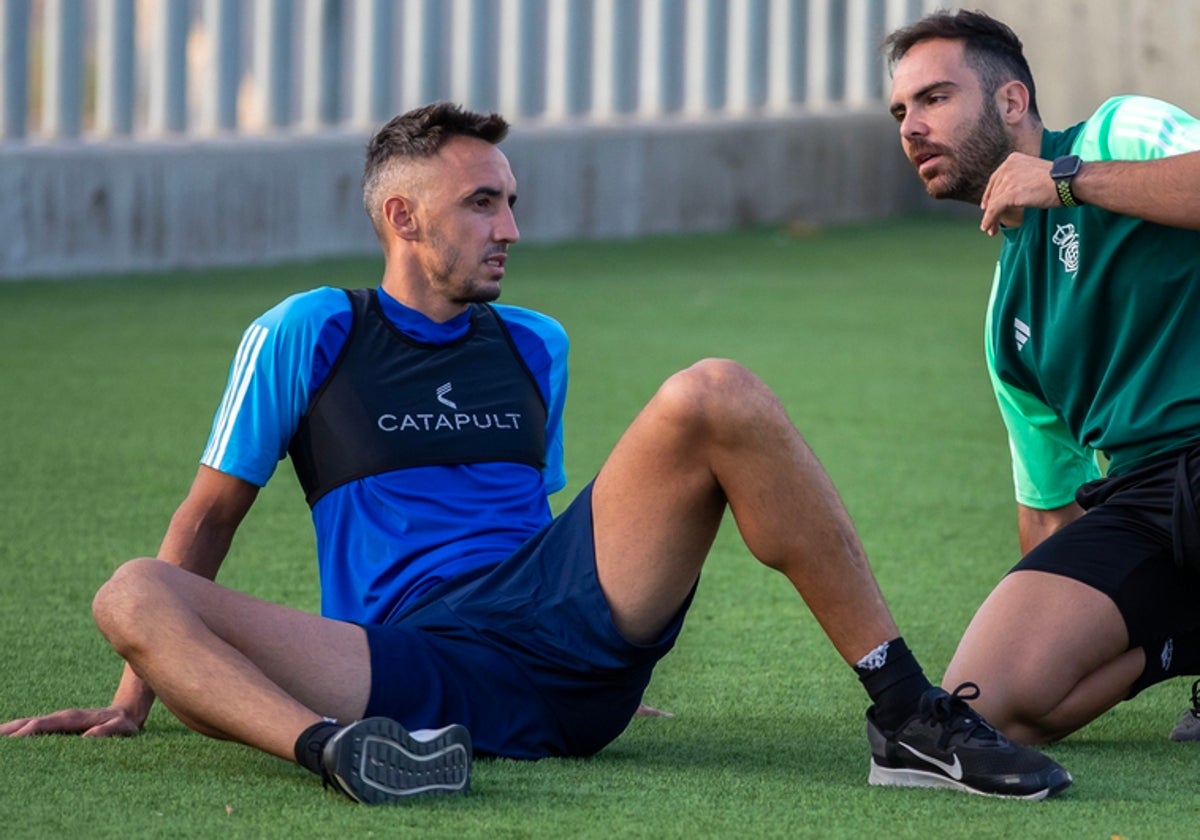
left=1012, top=445, right=1200, bottom=648
left=361, top=481, right=690, bottom=758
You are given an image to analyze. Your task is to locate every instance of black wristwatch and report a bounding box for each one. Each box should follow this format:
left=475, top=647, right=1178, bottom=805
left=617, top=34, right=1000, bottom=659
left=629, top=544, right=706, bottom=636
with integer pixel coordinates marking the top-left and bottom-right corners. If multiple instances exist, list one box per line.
left=1050, top=155, right=1084, bottom=207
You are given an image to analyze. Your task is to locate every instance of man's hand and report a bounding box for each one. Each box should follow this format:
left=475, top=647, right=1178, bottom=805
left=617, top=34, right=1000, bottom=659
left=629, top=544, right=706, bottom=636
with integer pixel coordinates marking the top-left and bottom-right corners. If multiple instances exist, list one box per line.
left=634, top=702, right=673, bottom=718
left=980, top=152, right=1062, bottom=236
left=0, top=706, right=143, bottom=738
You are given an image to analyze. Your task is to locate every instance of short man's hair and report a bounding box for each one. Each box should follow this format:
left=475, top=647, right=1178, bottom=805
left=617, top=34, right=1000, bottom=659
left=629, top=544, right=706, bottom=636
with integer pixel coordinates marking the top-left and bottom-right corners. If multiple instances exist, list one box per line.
left=882, top=9, right=1040, bottom=121
left=362, top=102, right=510, bottom=234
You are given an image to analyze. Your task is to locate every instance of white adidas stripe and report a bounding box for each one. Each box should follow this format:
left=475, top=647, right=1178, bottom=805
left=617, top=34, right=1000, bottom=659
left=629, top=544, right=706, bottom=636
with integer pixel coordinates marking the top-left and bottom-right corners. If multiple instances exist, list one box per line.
left=202, top=323, right=269, bottom=467
left=1014, top=317, right=1031, bottom=350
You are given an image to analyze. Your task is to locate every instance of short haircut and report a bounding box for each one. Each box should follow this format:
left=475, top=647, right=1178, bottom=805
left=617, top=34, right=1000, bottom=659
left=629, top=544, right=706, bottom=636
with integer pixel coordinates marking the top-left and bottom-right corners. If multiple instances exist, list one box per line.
left=882, top=9, right=1040, bottom=120
left=362, top=102, right=510, bottom=234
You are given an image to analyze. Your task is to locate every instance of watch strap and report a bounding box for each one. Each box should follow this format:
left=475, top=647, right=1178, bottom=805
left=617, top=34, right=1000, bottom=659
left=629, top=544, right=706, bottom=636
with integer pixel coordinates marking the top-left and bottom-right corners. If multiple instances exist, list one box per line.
left=1055, top=177, right=1079, bottom=208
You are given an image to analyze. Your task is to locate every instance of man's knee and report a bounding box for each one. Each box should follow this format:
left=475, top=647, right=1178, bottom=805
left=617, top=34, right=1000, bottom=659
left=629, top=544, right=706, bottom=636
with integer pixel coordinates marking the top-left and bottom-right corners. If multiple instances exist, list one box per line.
left=653, top=358, right=776, bottom=429
left=92, top=557, right=170, bottom=653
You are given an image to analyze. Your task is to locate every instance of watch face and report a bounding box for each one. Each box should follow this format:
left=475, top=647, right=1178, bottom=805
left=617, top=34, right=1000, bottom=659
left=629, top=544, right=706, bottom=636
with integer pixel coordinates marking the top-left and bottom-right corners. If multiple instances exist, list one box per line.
left=1051, top=155, right=1082, bottom=179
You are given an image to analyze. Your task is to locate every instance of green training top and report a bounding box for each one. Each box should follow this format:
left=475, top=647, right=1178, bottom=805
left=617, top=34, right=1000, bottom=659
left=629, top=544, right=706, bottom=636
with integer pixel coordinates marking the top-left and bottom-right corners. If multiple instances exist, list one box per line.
left=985, top=95, right=1200, bottom=509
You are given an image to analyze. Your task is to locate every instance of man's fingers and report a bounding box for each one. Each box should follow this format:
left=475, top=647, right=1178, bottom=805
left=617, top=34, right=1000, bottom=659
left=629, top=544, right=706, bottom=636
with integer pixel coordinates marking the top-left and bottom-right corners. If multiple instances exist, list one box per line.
left=634, top=703, right=674, bottom=718
left=1, top=708, right=138, bottom=738
left=0, top=718, right=35, bottom=736
left=83, top=717, right=140, bottom=738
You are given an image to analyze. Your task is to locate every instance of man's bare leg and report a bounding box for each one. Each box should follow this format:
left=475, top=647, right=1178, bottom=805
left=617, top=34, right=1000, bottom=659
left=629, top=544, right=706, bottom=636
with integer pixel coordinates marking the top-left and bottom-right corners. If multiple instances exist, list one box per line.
left=591, top=358, right=897, bottom=661
left=589, top=359, right=1072, bottom=798
left=943, top=570, right=1141, bottom=744
left=92, top=559, right=472, bottom=803
left=91, top=557, right=372, bottom=759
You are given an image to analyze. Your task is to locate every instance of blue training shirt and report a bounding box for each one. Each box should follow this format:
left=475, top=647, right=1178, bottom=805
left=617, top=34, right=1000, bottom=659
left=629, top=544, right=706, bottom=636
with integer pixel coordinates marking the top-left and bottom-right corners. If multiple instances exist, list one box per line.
left=200, top=285, right=569, bottom=623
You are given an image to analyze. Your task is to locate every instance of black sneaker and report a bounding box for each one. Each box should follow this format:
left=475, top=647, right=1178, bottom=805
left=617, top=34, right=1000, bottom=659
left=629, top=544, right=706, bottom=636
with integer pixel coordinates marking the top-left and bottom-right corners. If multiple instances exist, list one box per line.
left=321, top=717, right=472, bottom=804
left=1169, top=678, right=1200, bottom=741
left=866, top=682, right=1072, bottom=800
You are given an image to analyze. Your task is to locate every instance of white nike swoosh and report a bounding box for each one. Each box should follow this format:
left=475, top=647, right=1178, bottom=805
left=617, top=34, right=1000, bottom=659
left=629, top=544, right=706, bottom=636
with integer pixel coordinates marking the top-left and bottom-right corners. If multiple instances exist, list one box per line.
left=898, top=741, right=964, bottom=781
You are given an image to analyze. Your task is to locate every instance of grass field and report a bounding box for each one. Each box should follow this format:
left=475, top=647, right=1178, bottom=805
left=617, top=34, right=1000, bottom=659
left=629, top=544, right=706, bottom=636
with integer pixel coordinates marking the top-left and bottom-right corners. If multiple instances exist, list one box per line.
left=2, top=217, right=1198, bottom=838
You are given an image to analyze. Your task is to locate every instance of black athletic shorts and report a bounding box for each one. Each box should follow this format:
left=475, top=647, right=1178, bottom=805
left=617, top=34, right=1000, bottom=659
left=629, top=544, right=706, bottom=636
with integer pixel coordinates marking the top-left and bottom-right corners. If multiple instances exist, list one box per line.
left=1011, top=443, right=1200, bottom=649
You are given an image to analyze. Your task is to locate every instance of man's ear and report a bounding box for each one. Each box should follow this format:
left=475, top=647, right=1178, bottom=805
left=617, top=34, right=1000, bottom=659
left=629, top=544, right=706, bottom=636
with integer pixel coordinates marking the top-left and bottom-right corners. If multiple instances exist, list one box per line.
left=383, top=194, right=420, bottom=241
left=996, top=80, right=1030, bottom=126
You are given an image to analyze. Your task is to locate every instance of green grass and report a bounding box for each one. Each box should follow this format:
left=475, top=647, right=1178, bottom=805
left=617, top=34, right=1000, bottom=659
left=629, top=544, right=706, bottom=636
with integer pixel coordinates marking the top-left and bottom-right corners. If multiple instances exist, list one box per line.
left=2, top=217, right=1198, bottom=838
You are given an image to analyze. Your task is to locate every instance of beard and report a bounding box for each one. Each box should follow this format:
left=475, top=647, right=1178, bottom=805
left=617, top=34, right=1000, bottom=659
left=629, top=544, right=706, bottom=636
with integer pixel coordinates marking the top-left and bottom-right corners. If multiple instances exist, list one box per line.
left=425, top=231, right=503, bottom=305
left=917, top=104, right=1013, bottom=204
left=451, top=283, right=501, bottom=305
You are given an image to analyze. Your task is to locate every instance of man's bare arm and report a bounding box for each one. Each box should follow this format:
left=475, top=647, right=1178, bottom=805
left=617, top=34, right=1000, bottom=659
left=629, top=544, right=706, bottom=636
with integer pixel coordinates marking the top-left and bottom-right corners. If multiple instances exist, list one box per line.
left=1017, top=501, right=1084, bottom=556
left=980, top=151, right=1200, bottom=236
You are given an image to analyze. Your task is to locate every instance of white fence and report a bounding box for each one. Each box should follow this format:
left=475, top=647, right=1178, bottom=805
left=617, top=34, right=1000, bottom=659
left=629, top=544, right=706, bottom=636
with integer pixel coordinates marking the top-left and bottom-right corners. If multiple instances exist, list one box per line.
left=5, top=1, right=1193, bottom=278
left=2, top=0, right=929, bottom=142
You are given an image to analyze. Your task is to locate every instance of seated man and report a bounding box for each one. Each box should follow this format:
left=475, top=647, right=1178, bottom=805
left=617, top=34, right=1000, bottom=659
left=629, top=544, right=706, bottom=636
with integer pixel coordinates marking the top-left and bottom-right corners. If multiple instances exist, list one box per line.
left=1, top=103, right=1069, bottom=802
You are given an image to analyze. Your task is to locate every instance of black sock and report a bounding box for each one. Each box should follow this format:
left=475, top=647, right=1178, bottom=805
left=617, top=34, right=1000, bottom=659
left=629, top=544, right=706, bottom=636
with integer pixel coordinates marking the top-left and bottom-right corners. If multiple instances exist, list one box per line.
left=1129, top=629, right=1200, bottom=698
left=294, top=721, right=343, bottom=776
left=854, top=637, right=933, bottom=731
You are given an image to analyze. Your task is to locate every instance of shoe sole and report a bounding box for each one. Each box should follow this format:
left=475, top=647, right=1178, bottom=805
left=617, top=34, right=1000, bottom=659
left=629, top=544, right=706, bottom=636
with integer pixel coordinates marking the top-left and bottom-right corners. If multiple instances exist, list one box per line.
left=1169, top=713, right=1200, bottom=742
left=327, top=717, right=472, bottom=804
left=868, top=759, right=1071, bottom=801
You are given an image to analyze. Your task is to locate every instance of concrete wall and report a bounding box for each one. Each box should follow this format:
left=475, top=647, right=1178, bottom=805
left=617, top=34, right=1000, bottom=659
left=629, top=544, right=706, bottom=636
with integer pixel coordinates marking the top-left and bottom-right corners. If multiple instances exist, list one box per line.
left=0, top=111, right=934, bottom=279
left=4, top=0, right=1194, bottom=280
left=0, top=134, right=375, bottom=277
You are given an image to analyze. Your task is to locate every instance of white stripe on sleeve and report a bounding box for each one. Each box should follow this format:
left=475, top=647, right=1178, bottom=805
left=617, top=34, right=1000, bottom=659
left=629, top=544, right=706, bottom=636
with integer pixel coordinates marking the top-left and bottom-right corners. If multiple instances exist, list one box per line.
left=202, top=323, right=270, bottom=468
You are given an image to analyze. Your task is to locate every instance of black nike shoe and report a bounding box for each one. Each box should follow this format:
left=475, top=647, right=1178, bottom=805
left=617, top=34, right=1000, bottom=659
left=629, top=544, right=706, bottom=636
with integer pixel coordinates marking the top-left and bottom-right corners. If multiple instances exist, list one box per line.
left=866, top=683, right=1072, bottom=800
left=1169, top=678, right=1200, bottom=741
left=320, top=717, right=472, bottom=804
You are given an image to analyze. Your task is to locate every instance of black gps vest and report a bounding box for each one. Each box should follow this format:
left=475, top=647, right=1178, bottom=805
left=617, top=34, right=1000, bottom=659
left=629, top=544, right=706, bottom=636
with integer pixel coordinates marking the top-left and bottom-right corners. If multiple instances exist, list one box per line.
left=288, top=289, right=547, bottom=506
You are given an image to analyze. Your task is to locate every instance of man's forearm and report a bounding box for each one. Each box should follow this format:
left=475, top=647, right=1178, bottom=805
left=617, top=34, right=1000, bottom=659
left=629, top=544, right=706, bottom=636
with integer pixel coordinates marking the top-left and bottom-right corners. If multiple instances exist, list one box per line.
left=1071, top=153, right=1200, bottom=231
